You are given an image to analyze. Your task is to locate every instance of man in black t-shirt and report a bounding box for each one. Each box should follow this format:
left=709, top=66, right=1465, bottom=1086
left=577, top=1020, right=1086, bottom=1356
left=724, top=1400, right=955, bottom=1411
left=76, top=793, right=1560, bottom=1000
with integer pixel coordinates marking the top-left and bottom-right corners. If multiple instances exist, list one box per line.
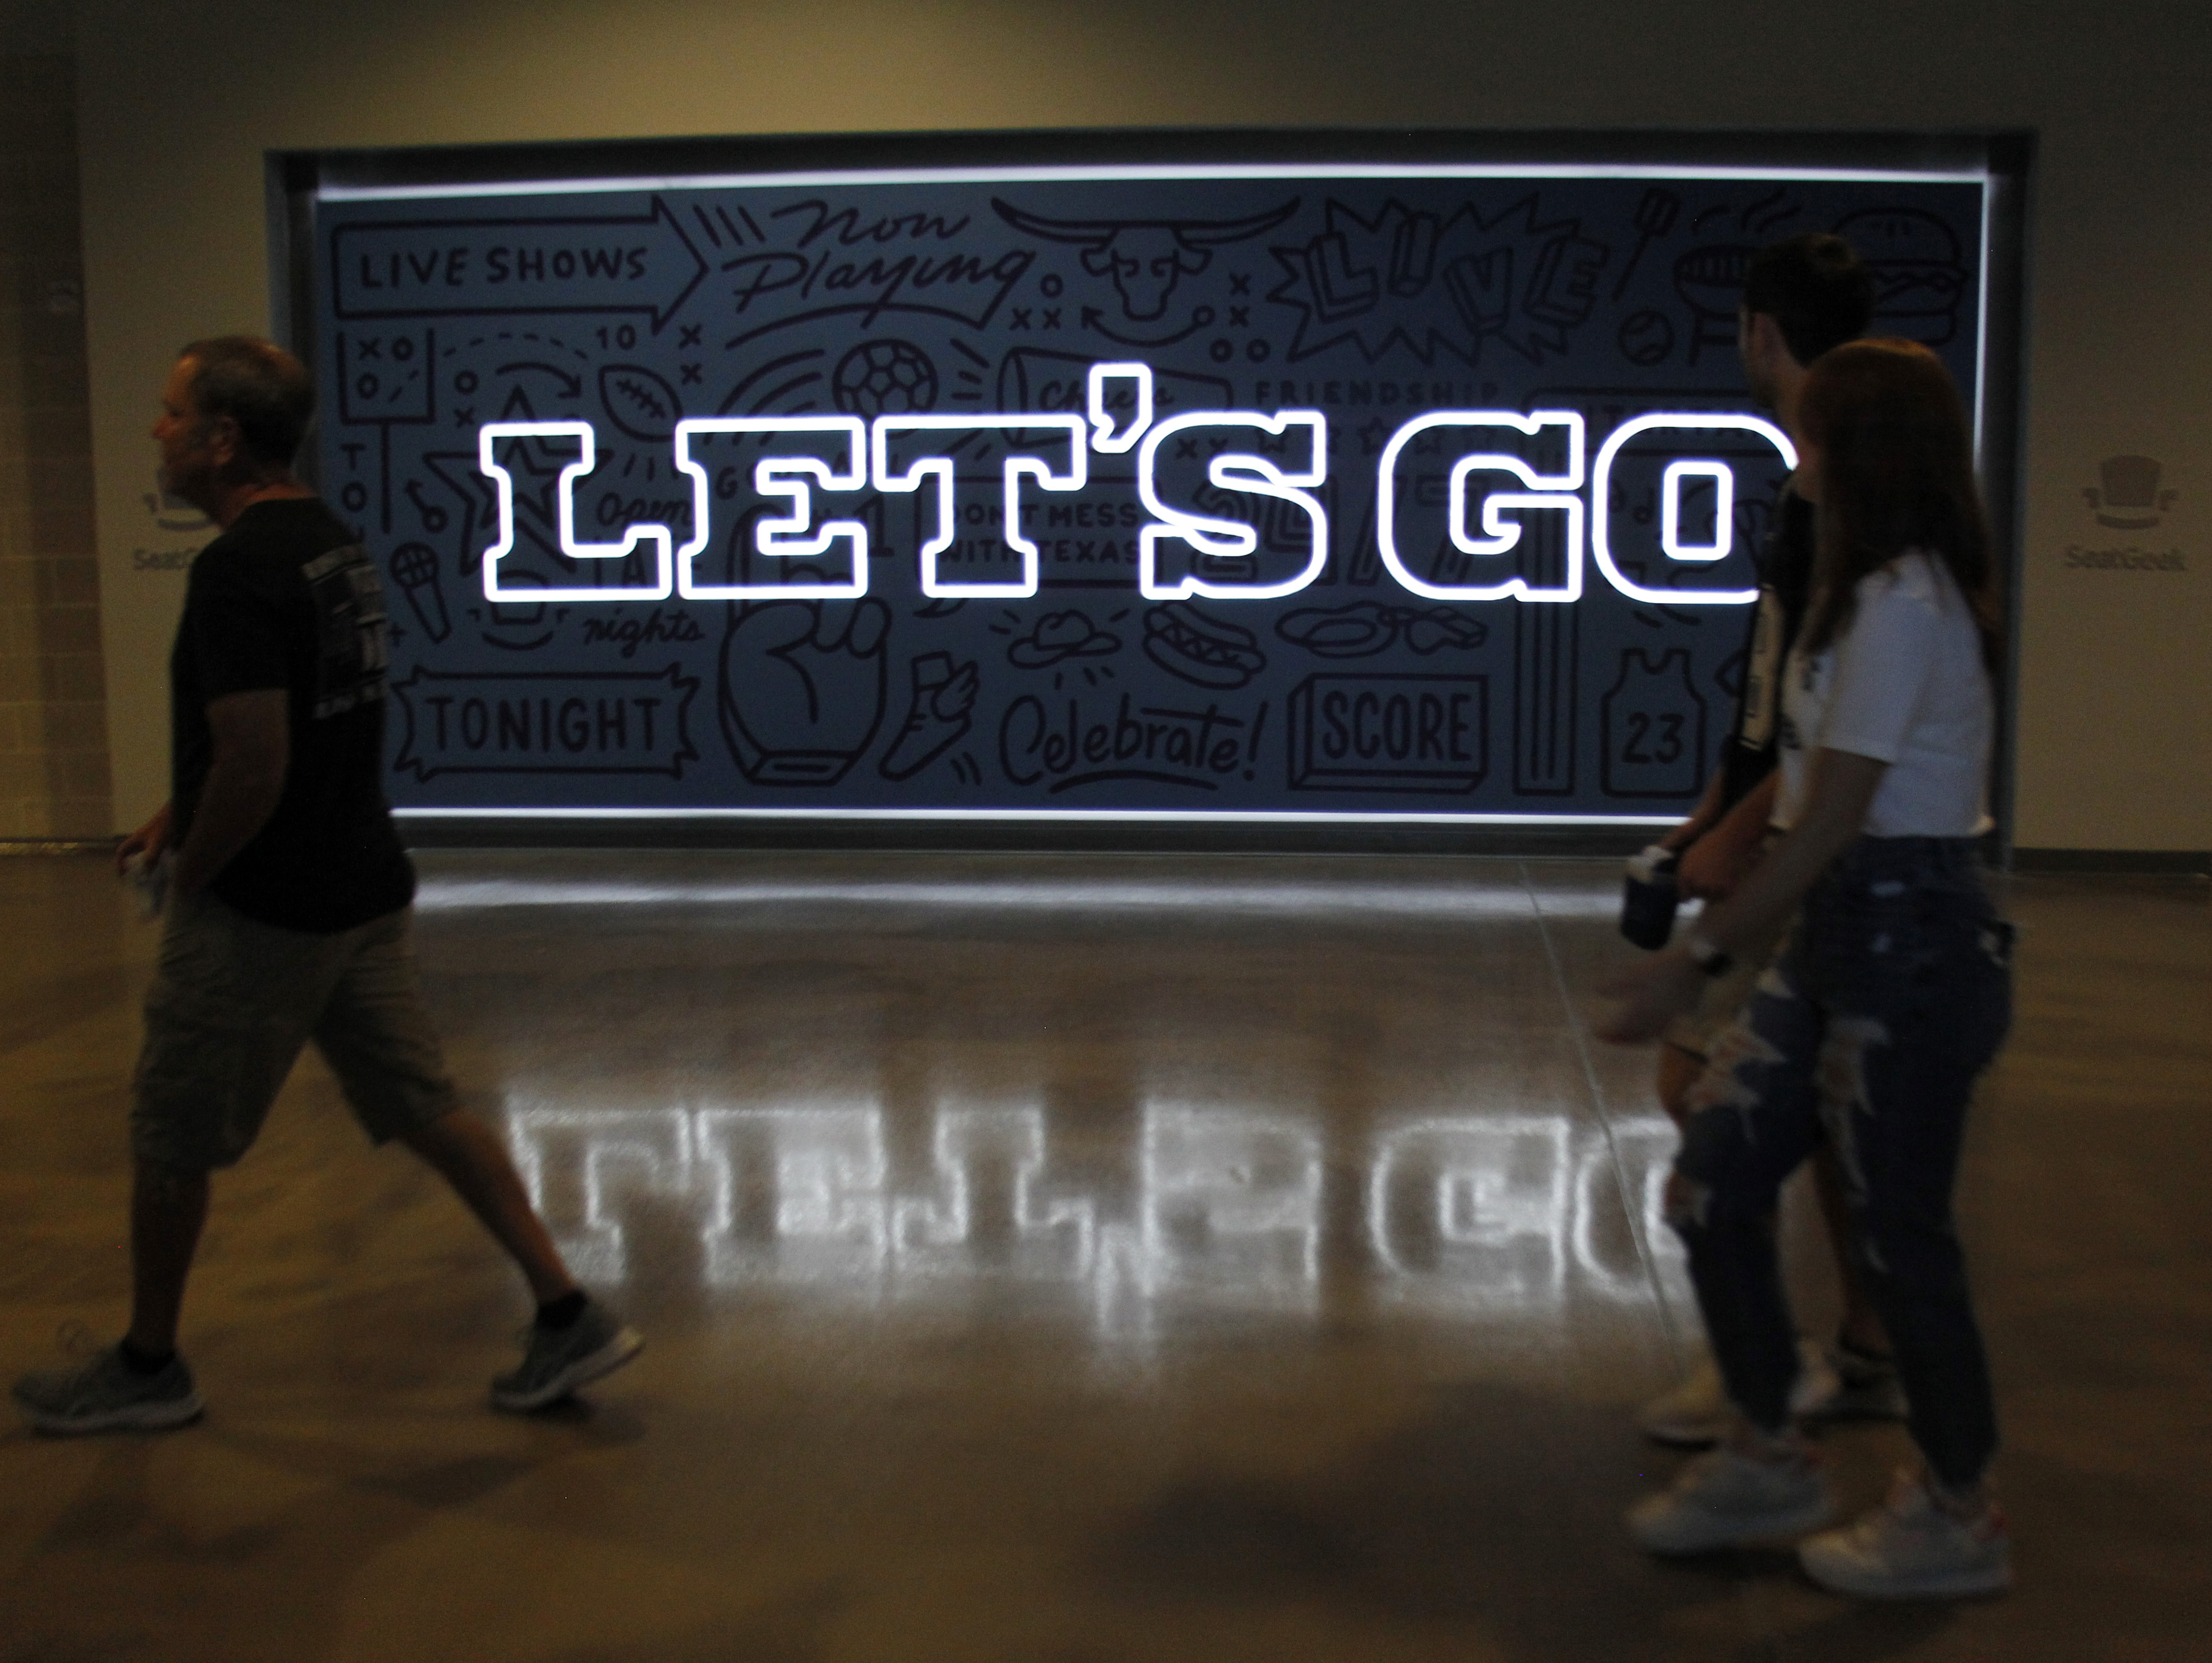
left=12, top=338, right=639, bottom=1435
left=1633, top=238, right=1906, bottom=1446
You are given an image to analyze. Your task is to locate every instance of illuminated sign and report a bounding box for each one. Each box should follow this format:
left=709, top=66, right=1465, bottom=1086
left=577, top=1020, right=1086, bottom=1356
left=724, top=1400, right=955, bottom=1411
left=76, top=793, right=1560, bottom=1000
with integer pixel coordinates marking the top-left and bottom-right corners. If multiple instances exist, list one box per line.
left=476, top=387, right=1792, bottom=609
left=304, top=145, right=1993, bottom=826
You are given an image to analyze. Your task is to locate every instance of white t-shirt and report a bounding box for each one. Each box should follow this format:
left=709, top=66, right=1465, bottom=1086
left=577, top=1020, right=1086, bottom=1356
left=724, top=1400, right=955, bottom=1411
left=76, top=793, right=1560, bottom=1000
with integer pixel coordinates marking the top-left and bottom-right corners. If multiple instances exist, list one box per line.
left=1772, top=551, right=1993, bottom=837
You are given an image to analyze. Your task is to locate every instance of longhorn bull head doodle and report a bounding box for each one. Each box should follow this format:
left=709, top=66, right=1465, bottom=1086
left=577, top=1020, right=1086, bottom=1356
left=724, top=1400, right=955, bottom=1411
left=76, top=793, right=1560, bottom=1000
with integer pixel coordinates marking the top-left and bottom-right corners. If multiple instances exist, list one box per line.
left=992, top=198, right=1300, bottom=322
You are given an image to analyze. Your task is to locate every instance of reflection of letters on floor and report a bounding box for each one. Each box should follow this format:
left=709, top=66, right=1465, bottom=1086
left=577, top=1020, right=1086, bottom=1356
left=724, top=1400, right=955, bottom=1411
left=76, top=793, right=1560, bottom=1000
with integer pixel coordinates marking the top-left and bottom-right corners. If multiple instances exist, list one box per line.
left=506, top=1101, right=1684, bottom=1331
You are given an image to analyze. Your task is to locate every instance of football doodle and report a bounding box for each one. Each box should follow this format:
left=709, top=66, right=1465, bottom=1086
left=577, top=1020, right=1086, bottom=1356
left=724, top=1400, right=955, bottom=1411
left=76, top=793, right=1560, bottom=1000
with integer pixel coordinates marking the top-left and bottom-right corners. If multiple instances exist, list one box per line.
left=305, top=153, right=1988, bottom=822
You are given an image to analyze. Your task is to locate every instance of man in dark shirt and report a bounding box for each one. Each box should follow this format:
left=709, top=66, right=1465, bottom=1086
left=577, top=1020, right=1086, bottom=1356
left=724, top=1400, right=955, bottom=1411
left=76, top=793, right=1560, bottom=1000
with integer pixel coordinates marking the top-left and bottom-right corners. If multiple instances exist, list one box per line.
left=1633, top=237, right=1905, bottom=1446
left=12, top=338, right=639, bottom=1433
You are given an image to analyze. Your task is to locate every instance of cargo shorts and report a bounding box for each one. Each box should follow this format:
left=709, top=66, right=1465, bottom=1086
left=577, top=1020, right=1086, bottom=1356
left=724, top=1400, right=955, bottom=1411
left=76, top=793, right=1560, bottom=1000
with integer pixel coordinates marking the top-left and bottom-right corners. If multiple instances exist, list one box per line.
left=131, top=887, right=459, bottom=1172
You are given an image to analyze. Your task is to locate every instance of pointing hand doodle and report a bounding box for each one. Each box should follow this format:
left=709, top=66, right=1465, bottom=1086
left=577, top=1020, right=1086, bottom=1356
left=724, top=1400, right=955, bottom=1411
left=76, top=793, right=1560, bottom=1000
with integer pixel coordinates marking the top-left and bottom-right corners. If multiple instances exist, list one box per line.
left=718, top=597, right=892, bottom=786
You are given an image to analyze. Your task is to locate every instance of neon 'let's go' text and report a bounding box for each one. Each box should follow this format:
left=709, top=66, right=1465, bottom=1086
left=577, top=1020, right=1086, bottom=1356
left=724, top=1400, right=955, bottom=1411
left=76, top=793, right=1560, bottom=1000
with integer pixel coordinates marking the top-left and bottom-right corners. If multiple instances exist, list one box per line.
left=475, top=362, right=1793, bottom=609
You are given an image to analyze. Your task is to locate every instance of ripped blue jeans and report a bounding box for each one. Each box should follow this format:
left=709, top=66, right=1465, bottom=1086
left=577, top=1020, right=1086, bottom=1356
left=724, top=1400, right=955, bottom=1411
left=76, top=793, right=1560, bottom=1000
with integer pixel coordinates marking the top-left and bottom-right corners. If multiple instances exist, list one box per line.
left=1670, top=836, right=2013, bottom=1489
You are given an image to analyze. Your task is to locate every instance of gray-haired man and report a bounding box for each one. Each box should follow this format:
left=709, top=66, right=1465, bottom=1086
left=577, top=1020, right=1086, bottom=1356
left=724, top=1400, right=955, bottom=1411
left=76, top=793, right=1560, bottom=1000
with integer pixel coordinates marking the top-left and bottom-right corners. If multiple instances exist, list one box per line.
left=13, top=337, right=638, bottom=1433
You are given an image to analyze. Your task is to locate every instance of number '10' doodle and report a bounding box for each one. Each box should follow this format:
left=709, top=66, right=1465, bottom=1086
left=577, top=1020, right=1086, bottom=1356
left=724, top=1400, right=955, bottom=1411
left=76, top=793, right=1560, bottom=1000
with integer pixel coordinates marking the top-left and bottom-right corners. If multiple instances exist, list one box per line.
left=477, top=361, right=1793, bottom=609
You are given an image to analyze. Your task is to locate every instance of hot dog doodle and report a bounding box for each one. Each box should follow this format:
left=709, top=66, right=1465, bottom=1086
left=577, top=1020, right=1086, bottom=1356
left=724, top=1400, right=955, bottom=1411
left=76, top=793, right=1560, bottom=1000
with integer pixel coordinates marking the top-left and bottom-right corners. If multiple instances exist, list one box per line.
left=1141, top=604, right=1270, bottom=690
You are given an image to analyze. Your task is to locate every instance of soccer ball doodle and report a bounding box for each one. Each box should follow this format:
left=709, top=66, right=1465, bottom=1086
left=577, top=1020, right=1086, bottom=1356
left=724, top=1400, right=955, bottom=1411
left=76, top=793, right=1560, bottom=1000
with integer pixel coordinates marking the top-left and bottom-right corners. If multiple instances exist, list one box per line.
left=831, top=340, right=939, bottom=418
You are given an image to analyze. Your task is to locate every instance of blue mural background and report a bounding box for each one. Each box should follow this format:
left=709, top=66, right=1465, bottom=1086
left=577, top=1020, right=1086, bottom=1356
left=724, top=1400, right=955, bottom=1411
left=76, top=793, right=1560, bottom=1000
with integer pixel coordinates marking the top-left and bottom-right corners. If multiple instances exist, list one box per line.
left=311, top=167, right=1985, bottom=819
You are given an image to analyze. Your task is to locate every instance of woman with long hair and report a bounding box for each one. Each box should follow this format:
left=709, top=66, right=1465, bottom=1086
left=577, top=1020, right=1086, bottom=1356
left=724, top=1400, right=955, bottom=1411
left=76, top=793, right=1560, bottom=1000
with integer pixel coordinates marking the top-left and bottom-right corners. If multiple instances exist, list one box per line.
left=1600, top=338, right=2015, bottom=1598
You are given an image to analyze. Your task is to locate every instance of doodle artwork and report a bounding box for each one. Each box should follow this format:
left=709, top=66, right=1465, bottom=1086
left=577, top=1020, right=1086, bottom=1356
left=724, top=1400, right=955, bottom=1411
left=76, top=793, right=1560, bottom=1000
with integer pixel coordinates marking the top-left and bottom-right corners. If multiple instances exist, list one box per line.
left=309, top=156, right=1986, bottom=822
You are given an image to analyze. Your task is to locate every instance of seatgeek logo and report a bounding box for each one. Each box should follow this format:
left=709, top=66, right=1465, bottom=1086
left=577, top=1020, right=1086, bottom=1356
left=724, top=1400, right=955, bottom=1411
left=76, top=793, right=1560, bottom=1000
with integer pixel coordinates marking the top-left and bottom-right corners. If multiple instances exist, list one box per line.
left=476, top=361, right=1792, bottom=609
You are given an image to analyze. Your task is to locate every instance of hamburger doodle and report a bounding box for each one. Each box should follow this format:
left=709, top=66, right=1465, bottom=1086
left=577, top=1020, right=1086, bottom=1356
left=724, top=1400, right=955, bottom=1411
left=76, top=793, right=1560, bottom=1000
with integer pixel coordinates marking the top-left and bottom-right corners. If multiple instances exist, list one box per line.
left=1142, top=605, right=1267, bottom=690
left=1835, top=207, right=1967, bottom=346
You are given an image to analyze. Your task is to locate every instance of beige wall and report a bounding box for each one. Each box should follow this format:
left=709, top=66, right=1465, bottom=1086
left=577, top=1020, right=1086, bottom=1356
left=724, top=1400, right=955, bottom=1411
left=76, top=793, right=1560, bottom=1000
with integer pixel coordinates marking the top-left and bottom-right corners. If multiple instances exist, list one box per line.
left=66, top=0, right=2212, bottom=850
left=0, top=17, right=112, bottom=838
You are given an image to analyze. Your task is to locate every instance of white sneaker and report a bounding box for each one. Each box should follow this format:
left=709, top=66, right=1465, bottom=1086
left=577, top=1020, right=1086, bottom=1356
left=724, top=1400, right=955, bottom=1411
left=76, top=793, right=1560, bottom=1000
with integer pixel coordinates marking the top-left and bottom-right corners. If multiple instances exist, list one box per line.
left=1636, top=1338, right=1840, bottom=1447
left=1799, top=1470, right=2012, bottom=1598
left=1627, top=1445, right=1834, bottom=1555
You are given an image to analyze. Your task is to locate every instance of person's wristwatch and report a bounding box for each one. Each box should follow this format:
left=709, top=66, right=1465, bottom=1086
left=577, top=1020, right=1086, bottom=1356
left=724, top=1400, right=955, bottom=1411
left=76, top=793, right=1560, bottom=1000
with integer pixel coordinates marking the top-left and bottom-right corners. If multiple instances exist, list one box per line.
left=1685, top=934, right=1734, bottom=978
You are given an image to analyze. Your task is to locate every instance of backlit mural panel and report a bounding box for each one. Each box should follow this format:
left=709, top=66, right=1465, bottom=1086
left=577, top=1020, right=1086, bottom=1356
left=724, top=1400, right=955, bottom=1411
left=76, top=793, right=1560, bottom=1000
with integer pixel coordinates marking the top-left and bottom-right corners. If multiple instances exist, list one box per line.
left=305, top=153, right=1990, bottom=824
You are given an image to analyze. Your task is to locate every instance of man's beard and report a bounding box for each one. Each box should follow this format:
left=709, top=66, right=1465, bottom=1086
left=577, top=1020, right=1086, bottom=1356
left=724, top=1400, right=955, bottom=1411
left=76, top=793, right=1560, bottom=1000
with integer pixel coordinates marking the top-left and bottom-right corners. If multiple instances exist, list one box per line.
left=159, top=450, right=221, bottom=517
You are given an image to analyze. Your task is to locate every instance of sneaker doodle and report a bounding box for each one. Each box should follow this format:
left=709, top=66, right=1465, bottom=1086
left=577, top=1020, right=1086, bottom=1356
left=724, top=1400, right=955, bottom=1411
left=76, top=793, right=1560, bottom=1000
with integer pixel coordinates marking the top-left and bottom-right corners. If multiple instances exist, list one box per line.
left=880, top=652, right=980, bottom=782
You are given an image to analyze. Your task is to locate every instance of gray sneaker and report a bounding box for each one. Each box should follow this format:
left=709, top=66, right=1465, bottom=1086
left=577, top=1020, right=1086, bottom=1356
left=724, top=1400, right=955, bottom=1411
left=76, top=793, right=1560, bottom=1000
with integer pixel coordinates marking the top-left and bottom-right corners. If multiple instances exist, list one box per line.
left=1627, top=1445, right=1835, bottom=1555
left=491, top=1298, right=643, bottom=1412
left=12, top=1343, right=205, bottom=1435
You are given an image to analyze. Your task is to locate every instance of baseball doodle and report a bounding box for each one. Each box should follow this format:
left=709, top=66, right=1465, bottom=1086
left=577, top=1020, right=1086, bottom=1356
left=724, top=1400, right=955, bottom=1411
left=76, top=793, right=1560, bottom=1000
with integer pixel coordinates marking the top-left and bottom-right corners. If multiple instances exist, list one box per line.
left=311, top=160, right=1986, bottom=819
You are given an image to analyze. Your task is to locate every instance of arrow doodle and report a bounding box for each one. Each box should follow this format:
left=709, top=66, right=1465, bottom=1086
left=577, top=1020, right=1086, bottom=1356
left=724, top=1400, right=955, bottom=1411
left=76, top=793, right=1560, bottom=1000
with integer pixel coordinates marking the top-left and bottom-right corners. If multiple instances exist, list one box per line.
left=334, top=196, right=708, bottom=333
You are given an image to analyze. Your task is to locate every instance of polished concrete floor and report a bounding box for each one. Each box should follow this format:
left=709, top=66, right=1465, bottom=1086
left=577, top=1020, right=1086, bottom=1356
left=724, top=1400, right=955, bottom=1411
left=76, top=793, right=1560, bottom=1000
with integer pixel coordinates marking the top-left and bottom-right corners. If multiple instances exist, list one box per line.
left=0, top=849, right=2204, bottom=1662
